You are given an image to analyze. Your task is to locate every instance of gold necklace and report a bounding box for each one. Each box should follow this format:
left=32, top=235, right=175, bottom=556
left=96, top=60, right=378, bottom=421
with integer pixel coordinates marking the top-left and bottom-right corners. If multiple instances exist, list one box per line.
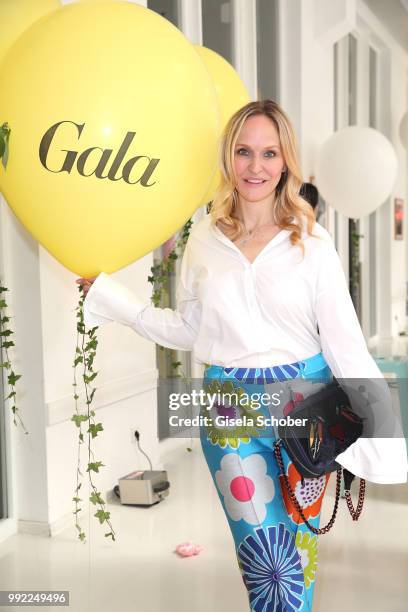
left=236, top=221, right=276, bottom=247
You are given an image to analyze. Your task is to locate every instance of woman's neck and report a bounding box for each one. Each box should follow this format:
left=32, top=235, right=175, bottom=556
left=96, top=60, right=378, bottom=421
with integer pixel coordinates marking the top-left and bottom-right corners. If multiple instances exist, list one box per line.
left=234, top=197, right=277, bottom=230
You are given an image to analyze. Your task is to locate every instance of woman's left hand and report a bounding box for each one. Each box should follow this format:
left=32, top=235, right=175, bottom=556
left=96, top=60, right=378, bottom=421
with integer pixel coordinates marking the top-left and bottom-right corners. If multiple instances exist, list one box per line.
left=75, top=277, right=97, bottom=296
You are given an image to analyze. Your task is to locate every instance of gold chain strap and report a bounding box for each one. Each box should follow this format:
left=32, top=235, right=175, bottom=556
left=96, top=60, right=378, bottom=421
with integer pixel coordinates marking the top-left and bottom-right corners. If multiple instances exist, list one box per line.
left=274, top=440, right=342, bottom=535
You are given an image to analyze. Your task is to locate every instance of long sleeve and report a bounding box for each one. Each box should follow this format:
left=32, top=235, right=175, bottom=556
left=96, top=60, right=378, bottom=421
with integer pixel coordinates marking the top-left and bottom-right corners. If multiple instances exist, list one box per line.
left=83, top=237, right=201, bottom=351
left=315, top=238, right=380, bottom=380
left=315, top=237, right=407, bottom=483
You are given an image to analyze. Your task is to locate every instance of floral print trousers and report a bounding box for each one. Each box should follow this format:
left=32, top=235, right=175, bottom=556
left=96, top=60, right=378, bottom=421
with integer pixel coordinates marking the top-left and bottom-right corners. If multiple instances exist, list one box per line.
left=199, top=352, right=333, bottom=612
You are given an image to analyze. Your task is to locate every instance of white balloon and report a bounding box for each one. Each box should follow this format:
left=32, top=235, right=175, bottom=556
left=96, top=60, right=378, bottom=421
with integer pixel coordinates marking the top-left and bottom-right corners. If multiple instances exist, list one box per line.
left=315, top=126, right=398, bottom=218
left=400, top=111, right=408, bottom=150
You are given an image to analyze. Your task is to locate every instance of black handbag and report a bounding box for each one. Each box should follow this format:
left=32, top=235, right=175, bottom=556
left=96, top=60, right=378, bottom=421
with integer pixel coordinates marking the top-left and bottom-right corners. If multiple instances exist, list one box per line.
left=274, top=378, right=366, bottom=534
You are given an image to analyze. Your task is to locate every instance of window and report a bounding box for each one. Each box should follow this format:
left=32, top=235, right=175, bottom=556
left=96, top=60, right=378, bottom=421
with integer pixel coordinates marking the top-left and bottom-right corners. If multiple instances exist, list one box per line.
left=368, top=46, right=378, bottom=336
left=147, top=0, right=186, bottom=440
left=202, top=0, right=233, bottom=63
left=147, top=0, right=179, bottom=27
left=256, top=0, right=279, bottom=101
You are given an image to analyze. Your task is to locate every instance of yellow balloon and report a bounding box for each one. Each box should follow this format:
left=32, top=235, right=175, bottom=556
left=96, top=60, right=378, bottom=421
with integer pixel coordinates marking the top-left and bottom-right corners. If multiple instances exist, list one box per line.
left=71, top=0, right=123, bottom=3
left=0, top=2, right=219, bottom=277
left=194, top=45, right=251, bottom=204
left=0, top=0, right=60, bottom=65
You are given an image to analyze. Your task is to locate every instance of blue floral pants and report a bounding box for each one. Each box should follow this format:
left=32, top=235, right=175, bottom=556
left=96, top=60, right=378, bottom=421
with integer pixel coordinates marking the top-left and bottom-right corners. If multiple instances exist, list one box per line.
left=199, top=352, right=333, bottom=612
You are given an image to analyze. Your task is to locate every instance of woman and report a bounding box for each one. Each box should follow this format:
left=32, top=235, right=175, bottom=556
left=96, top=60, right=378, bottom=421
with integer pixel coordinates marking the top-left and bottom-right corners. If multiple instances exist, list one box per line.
left=78, top=100, right=407, bottom=611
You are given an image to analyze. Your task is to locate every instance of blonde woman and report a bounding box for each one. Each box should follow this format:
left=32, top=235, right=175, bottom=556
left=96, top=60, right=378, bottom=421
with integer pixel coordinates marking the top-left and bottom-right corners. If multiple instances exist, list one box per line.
left=78, top=100, right=407, bottom=611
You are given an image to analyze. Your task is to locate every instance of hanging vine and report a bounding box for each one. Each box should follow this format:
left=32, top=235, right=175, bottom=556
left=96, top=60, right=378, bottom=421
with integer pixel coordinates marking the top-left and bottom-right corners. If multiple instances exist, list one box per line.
left=71, top=218, right=197, bottom=541
left=72, top=288, right=115, bottom=543
left=349, top=220, right=364, bottom=319
left=0, top=282, right=27, bottom=434
left=0, top=122, right=10, bottom=168
left=148, top=219, right=197, bottom=450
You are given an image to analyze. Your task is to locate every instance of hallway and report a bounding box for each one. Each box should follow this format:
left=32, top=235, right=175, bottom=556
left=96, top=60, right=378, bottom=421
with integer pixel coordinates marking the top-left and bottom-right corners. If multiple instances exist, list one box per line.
left=0, top=440, right=407, bottom=612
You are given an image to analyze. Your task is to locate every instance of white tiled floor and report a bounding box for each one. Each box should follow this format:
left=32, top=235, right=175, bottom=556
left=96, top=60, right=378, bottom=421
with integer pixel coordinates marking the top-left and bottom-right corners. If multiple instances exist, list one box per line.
left=0, top=440, right=407, bottom=612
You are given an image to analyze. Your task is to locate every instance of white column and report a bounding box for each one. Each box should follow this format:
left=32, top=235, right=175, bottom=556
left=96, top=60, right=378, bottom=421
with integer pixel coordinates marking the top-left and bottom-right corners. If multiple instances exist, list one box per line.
left=232, top=0, right=257, bottom=100
left=278, top=0, right=302, bottom=139
left=180, top=0, right=202, bottom=44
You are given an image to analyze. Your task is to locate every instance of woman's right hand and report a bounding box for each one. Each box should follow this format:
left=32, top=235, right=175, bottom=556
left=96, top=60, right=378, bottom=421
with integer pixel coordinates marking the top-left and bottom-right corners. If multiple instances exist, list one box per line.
left=76, top=276, right=97, bottom=296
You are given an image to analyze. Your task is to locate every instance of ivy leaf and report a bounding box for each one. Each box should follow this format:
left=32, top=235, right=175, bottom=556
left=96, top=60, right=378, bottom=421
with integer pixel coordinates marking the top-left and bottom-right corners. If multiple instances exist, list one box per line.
left=1, top=142, right=8, bottom=169
left=85, top=354, right=95, bottom=369
left=88, top=422, right=103, bottom=439
left=87, top=461, right=104, bottom=473
left=83, top=371, right=98, bottom=384
left=71, top=414, right=89, bottom=427
left=74, top=355, right=83, bottom=366
left=89, top=491, right=104, bottom=505
left=85, top=338, right=98, bottom=351
left=94, top=509, right=110, bottom=524
left=7, top=372, right=21, bottom=385
left=1, top=341, right=14, bottom=350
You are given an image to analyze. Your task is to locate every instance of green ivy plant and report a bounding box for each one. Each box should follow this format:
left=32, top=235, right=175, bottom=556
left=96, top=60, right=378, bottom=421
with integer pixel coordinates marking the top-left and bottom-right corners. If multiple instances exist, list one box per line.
left=349, top=221, right=364, bottom=319
left=148, top=219, right=192, bottom=382
left=148, top=220, right=197, bottom=449
left=72, top=288, right=115, bottom=543
left=0, top=282, right=27, bottom=434
left=0, top=122, right=10, bottom=168
left=148, top=219, right=192, bottom=308
left=71, top=219, right=195, bottom=540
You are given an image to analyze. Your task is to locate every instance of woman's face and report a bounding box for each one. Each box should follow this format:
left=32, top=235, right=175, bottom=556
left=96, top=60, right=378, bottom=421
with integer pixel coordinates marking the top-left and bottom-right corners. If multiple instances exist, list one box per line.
left=233, top=114, right=286, bottom=206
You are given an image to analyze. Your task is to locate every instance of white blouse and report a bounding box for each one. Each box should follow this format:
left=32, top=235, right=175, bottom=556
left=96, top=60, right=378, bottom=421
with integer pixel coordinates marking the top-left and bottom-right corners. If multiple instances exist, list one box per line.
left=83, top=213, right=408, bottom=485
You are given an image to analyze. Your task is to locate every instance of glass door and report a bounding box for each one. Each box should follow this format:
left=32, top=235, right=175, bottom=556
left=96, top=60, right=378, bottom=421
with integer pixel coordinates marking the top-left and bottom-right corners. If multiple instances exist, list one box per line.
left=147, top=0, right=191, bottom=440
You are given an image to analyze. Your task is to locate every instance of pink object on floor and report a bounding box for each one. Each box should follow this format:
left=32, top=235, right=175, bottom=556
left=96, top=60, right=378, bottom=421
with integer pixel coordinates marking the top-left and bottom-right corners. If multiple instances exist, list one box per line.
left=175, top=542, right=203, bottom=557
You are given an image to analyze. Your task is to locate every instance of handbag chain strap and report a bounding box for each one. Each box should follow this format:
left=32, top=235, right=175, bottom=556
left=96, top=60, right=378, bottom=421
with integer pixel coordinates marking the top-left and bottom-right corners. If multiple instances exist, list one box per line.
left=274, top=439, right=341, bottom=535
left=344, top=479, right=366, bottom=520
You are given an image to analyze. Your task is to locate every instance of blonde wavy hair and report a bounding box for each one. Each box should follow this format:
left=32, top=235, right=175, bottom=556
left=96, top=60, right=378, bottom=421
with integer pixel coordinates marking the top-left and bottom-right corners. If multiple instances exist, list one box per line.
left=209, top=99, right=317, bottom=256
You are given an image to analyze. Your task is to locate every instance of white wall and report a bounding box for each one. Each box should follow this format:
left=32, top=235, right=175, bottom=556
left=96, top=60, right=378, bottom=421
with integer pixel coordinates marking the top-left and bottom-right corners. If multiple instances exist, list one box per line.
left=0, top=201, right=49, bottom=541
